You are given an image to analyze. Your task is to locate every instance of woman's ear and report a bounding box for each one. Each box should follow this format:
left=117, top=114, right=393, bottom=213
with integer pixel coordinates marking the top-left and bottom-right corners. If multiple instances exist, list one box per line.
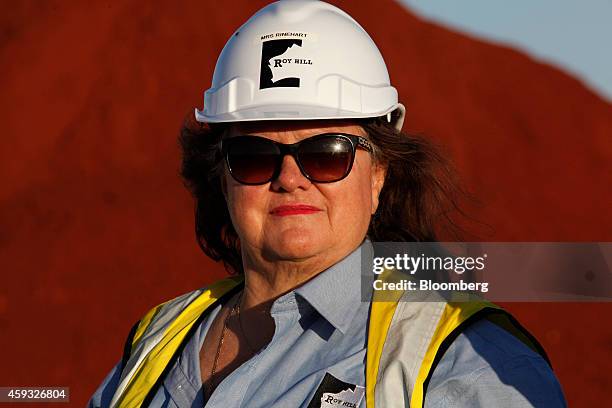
left=371, top=161, right=387, bottom=215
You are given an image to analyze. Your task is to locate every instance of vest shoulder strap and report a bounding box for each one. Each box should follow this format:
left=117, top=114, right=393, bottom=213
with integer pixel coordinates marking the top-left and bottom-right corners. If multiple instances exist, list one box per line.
left=414, top=303, right=551, bottom=408
left=111, top=276, right=244, bottom=408
left=367, top=285, right=550, bottom=408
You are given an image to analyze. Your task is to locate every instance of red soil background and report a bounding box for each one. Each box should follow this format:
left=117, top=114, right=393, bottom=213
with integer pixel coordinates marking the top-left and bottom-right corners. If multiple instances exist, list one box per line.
left=1, top=0, right=611, bottom=406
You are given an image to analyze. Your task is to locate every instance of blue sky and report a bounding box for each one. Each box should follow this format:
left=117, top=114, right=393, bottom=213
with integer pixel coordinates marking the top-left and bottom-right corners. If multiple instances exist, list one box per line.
left=399, top=0, right=612, bottom=102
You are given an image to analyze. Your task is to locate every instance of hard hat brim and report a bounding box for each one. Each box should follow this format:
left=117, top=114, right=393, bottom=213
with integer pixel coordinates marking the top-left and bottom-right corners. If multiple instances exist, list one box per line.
left=195, top=103, right=405, bottom=131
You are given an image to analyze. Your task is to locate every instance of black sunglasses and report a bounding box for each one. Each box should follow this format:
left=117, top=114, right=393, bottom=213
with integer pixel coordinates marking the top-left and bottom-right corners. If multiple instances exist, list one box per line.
left=221, top=133, right=373, bottom=185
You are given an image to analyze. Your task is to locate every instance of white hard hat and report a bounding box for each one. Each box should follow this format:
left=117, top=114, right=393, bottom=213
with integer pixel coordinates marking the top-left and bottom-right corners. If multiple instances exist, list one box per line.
left=195, top=0, right=405, bottom=131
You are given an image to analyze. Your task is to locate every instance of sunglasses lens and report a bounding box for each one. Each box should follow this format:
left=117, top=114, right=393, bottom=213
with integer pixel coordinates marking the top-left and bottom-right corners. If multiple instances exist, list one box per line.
left=226, top=137, right=279, bottom=184
left=299, top=136, right=353, bottom=182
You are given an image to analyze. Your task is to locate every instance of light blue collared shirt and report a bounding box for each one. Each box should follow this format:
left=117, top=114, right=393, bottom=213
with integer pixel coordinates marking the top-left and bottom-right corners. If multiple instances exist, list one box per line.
left=89, top=240, right=566, bottom=407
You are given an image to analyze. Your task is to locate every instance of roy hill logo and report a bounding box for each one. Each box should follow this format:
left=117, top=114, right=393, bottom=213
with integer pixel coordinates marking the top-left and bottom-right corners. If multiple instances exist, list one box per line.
left=259, top=37, right=313, bottom=89
left=307, top=373, right=365, bottom=408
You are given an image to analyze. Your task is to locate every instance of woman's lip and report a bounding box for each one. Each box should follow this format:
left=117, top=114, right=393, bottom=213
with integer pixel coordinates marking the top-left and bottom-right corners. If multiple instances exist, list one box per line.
left=270, top=205, right=322, bottom=216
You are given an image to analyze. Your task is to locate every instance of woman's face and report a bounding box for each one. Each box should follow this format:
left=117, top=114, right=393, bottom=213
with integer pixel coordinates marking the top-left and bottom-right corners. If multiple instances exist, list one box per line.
left=222, top=120, right=386, bottom=267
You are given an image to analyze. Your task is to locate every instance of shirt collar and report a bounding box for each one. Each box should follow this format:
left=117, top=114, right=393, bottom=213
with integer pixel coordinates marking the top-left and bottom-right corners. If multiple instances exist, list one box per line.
left=294, top=239, right=374, bottom=335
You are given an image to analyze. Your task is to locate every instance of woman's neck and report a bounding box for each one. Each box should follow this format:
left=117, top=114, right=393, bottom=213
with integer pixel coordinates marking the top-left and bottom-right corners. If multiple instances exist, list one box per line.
left=240, top=260, right=324, bottom=310
left=238, top=244, right=354, bottom=309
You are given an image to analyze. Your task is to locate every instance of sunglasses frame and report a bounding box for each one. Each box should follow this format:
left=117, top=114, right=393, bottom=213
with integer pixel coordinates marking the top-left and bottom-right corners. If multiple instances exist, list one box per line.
left=221, top=132, right=374, bottom=185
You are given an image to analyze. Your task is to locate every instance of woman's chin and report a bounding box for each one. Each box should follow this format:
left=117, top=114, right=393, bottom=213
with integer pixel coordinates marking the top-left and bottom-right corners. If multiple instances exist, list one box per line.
left=265, top=229, right=327, bottom=261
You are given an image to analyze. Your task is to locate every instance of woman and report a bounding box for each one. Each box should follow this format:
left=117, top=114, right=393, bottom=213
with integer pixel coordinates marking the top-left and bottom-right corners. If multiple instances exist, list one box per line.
left=89, top=1, right=566, bottom=407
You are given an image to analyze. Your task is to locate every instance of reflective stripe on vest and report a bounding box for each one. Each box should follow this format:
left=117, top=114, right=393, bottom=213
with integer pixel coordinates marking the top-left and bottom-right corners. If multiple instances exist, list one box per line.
left=366, top=270, right=549, bottom=408
left=111, top=275, right=549, bottom=407
left=110, top=276, right=244, bottom=408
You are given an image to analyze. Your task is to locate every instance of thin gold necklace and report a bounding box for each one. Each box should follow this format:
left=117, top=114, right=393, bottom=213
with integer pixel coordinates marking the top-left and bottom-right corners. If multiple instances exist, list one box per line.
left=205, top=290, right=259, bottom=402
left=235, top=291, right=258, bottom=354
left=205, top=292, right=240, bottom=401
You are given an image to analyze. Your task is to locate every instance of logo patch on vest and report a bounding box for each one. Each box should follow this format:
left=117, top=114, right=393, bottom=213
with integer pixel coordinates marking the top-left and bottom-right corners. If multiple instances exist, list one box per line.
left=307, top=373, right=365, bottom=408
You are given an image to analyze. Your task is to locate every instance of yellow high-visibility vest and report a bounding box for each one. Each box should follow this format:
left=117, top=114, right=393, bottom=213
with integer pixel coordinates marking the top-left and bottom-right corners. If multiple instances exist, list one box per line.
left=108, top=275, right=549, bottom=408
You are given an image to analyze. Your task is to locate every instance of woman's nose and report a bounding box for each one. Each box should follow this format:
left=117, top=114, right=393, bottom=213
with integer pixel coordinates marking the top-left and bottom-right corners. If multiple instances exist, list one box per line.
left=270, top=155, right=312, bottom=192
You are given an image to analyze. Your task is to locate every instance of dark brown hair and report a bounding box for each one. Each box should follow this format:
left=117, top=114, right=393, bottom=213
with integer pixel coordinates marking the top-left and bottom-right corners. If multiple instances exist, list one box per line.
left=178, top=115, right=466, bottom=275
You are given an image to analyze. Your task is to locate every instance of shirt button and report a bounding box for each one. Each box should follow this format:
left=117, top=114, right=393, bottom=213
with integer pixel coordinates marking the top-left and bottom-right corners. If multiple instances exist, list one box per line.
left=177, top=385, right=182, bottom=390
